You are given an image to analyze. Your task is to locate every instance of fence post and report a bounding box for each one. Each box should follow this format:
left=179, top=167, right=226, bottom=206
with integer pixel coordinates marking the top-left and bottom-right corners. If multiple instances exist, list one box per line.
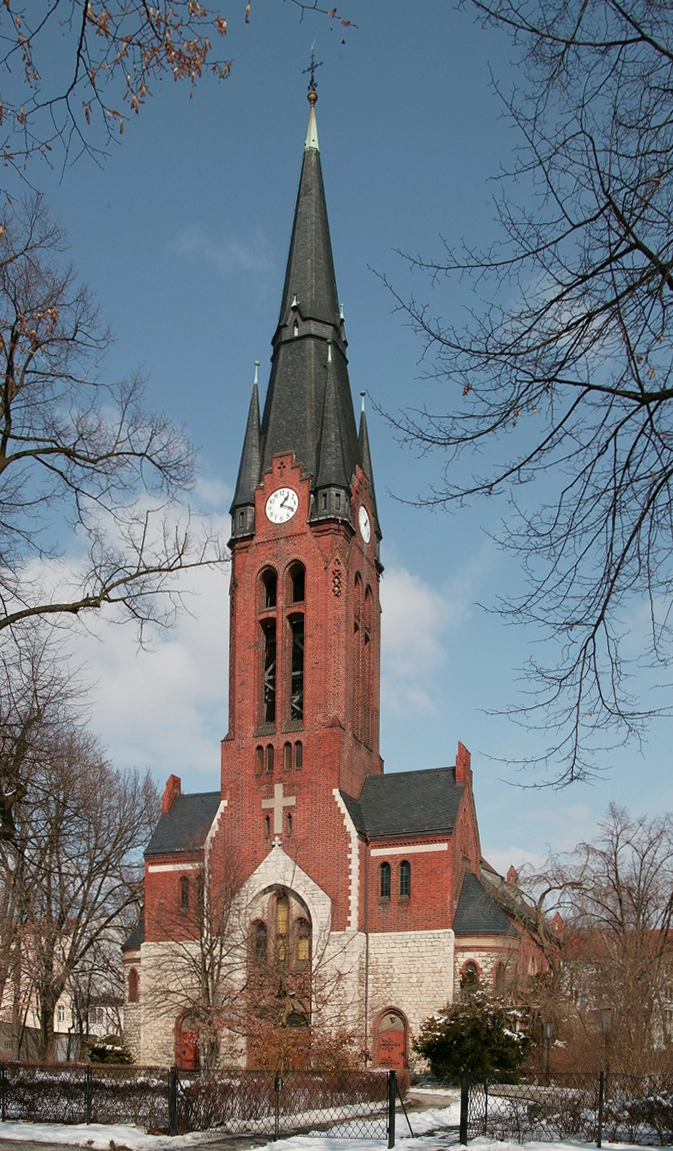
left=484, top=1080, right=488, bottom=1137
left=1, top=1063, right=6, bottom=1123
left=459, top=1073, right=469, bottom=1146
left=597, top=1071, right=604, bottom=1149
left=387, top=1070, right=396, bottom=1149
left=274, top=1074, right=282, bottom=1142
left=85, top=1065, right=92, bottom=1125
left=168, top=1066, right=178, bottom=1137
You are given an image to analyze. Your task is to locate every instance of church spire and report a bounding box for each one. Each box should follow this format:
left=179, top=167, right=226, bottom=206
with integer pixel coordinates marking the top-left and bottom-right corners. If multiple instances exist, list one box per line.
left=232, top=86, right=381, bottom=546
left=230, top=364, right=261, bottom=537
left=358, top=394, right=380, bottom=538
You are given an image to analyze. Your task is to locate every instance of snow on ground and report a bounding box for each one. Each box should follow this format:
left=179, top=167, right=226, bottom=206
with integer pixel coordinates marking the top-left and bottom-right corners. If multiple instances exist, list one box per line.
left=0, top=1114, right=650, bottom=1151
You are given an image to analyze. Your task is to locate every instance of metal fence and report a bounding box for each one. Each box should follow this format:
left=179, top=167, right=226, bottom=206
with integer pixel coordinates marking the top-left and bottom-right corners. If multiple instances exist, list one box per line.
left=0, top=1062, right=398, bottom=1142
left=465, top=1071, right=673, bottom=1146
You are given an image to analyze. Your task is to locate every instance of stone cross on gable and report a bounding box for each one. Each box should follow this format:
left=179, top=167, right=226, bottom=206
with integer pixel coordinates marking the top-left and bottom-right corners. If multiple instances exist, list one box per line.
left=262, top=782, right=296, bottom=834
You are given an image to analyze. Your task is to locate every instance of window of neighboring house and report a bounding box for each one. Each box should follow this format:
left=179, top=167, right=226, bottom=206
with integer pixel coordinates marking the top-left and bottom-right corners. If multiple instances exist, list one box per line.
left=3, top=1039, right=12, bottom=1051
left=88, top=1007, right=105, bottom=1026
left=380, top=862, right=391, bottom=899
left=56, top=1005, right=66, bottom=1024
left=180, top=875, right=189, bottom=911
left=400, top=860, right=411, bottom=897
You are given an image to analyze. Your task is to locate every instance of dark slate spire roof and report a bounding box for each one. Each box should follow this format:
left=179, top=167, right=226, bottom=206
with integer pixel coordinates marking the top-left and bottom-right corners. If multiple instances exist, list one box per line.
left=358, top=401, right=380, bottom=537
left=230, top=93, right=380, bottom=541
left=452, top=871, right=516, bottom=936
left=340, top=766, right=462, bottom=840
left=145, top=791, right=221, bottom=857
left=232, top=372, right=261, bottom=510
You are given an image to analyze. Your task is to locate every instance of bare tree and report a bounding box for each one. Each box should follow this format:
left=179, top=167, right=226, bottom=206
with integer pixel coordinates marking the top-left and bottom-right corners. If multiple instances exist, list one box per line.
left=386, top=0, right=673, bottom=782
left=0, top=193, right=224, bottom=638
left=518, top=805, right=673, bottom=1073
left=0, top=0, right=353, bottom=181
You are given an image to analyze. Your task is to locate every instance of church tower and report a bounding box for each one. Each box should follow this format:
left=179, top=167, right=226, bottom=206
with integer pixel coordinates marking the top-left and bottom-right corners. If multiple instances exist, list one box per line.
left=220, top=85, right=383, bottom=930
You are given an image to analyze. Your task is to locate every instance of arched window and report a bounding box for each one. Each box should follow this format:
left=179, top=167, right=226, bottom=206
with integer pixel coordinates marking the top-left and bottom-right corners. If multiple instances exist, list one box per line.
left=266, top=744, right=274, bottom=774
left=353, top=575, right=363, bottom=741
left=289, top=562, right=305, bottom=603
left=265, top=815, right=271, bottom=838
left=295, top=917, right=311, bottom=965
left=283, top=742, right=292, bottom=772
left=255, top=746, right=264, bottom=776
left=494, top=961, right=506, bottom=994
left=294, top=741, right=303, bottom=770
left=363, top=586, right=373, bottom=748
left=261, top=568, right=277, bottom=608
left=400, top=861, right=411, bottom=898
left=179, top=875, right=189, bottom=911
left=261, top=619, right=277, bottom=723
left=380, top=862, right=391, bottom=899
left=461, top=961, right=480, bottom=990
left=289, top=615, right=304, bottom=721
left=252, top=920, right=268, bottom=964
left=128, top=968, right=139, bottom=1003
left=276, top=894, right=289, bottom=963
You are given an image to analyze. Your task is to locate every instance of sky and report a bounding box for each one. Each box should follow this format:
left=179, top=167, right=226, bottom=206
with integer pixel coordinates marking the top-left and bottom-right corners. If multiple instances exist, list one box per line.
left=12, top=0, right=673, bottom=874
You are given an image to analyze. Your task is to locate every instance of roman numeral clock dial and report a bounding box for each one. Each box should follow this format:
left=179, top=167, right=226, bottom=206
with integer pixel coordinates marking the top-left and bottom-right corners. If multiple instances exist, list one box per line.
left=265, top=487, right=299, bottom=524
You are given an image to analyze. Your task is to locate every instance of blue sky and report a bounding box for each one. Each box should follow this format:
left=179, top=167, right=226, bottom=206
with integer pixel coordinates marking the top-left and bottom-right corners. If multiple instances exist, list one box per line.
left=19, top=0, right=673, bottom=872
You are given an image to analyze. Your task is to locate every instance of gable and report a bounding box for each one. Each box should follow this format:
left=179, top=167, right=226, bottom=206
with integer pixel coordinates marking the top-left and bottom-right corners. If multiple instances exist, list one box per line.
left=145, top=791, right=221, bottom=857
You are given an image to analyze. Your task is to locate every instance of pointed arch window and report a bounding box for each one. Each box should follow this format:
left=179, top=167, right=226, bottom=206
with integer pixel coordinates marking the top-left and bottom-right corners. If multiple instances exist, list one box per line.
left=128, top=968, right=139, bottom=1003
left=283, top=742, right=292, bottom=772
left=363, top=586, right=373, bottom=749
left=295, top=918, right=311, bottom=965
left=252, top=920, right=268, bottom=964
left=289, top=615, right=304, bottom=721
left=261, top=620, right=277, bottom=723
left=380, top=862, right=391, bottom=899
left=400, top=861, right=411, bottom=898
left=294, top=740, right=303, bottom=771
left=289, top=562, right=305, bottom=603
left=276, top=893, right=289, bottom=963
left=255, top=746, right=264, bottom=776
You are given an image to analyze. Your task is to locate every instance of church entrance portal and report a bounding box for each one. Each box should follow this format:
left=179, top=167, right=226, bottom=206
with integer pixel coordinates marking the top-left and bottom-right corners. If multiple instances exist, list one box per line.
left=375, top=1010, right=407, bottom=1070
left=175, top=1013, right=200, bottom=1071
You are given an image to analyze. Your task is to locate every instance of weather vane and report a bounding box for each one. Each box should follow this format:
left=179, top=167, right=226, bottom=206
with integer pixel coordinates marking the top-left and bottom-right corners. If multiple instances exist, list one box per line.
left=303, top=43, right=323, bottom=95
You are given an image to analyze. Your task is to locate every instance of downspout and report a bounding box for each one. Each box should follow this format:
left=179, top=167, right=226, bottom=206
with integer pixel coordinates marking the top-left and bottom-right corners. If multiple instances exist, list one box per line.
left=364, top=837, right=370, bottom=1060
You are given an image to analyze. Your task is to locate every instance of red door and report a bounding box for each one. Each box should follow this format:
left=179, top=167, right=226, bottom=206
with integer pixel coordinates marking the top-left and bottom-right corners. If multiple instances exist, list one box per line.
left=377, top=1011, right=407, bottom=1070
left=176, top=1015, right=200, bottom=1070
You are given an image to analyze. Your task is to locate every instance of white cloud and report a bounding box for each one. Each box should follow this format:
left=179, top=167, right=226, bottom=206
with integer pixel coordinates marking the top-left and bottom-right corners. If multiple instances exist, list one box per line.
left=481, top=847, right=547, bottom=876
left=380, top=565, right=468, bottom=715
left=176, top=225, right=274, bottom=285
left=75, top=562, right=229, bottom=790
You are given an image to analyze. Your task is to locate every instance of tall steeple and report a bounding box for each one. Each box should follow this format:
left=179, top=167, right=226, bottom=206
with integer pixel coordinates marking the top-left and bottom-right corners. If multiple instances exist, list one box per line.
left=230, top=87, right=380, bottom=546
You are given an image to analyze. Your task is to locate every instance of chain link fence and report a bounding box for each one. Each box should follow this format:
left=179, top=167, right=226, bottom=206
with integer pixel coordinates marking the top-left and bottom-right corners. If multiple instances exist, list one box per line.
left=0, top=1062, right=396, bottom=1142
left=465, top=1072, right=673, bottom=1145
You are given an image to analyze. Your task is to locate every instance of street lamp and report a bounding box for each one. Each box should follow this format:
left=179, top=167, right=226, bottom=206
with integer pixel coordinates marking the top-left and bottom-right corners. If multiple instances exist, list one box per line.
left=543, top=1020, right=554, bottom=1083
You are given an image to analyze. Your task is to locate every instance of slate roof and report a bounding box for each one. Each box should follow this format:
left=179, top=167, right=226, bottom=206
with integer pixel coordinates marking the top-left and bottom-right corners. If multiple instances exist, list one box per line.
left=144, top=791, right=221, bottom=858
left=453, top=870, right=516, bottom=936
left=340, top=767, right=462, bottom=840
left=122, top=921, right=145, bottom=951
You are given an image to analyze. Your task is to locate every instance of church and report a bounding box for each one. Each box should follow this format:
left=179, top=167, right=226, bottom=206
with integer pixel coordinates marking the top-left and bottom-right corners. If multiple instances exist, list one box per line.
left=123, top=85, right=548, bottom=1073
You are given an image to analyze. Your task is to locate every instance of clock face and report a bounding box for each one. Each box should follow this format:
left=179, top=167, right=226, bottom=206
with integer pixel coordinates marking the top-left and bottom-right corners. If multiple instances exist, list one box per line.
left=358, top=505, right=371, bottom=544
left=266, top=487, right=299, bottom=525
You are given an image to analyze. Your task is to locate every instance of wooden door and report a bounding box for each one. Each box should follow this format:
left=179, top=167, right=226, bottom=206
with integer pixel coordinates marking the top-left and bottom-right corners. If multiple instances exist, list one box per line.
left=176, top=1015, right=200, bottom=1070
left=377, top=1010, right=407, bottom=1070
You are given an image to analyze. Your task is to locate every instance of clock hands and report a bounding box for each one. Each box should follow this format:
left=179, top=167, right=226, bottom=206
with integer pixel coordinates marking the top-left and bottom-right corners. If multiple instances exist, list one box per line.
left=280, top=492, right=293, bottom=510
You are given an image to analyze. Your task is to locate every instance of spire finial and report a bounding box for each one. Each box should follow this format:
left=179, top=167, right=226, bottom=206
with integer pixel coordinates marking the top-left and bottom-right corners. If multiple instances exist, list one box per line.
left=360, top=390, right=366, bottom=413
left=254, top=360, right=260, bottom=386
left=303, top=43, right=323, bottom=105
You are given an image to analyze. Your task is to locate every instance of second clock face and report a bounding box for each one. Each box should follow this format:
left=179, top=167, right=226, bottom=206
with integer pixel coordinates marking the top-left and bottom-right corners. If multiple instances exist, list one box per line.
left=266, top=487, right=299, bottom=524
left=359, top=505, right=371, bottom=543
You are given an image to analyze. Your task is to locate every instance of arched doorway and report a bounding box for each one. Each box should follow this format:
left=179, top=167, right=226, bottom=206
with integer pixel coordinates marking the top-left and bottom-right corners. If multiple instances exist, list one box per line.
left=175, top=1013, right=200, bottom=1071
left=375, top=1009, right=407, bottom=1071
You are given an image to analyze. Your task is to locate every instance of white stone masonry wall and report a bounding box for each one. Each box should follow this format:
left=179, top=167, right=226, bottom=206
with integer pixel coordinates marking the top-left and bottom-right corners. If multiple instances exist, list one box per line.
left=367, top=929, right=454, bottom=1059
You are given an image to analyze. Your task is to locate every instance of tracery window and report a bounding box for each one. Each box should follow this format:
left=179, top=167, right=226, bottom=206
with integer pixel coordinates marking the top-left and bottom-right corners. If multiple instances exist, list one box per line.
left=400, top=860, right=411, bottom=897
left=380, top=862, right=391, bottom=899
left=276, top=893, right=289, bottom=963
left=252, top=920, right=268, bottom=964
left=296, top=918, right=311, bottom=964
